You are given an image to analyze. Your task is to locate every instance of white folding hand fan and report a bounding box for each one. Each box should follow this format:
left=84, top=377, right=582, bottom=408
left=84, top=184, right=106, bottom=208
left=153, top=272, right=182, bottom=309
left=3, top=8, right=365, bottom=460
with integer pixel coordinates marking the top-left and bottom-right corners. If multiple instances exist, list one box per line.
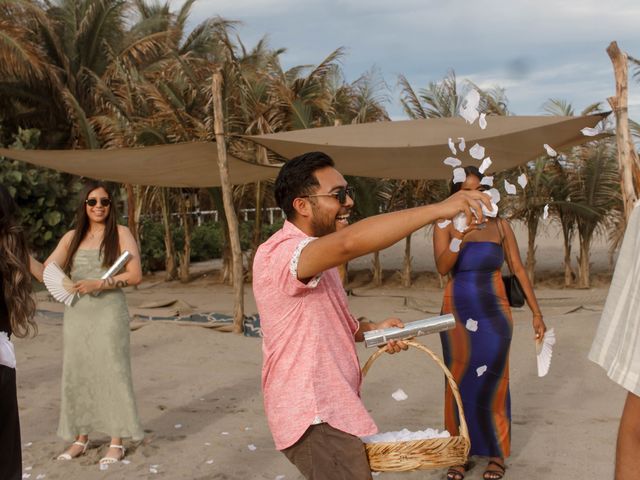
left=536, top=328, right=556, bottom=377
left=43, top=262, right=77, bottom=306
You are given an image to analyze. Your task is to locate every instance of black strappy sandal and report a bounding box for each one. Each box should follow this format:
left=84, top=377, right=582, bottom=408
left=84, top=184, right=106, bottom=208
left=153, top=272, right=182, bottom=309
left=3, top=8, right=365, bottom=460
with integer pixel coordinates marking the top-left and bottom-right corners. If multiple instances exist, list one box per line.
left=483, top=460, right=506, bottom=479
left=446, top=461, right=474, bottom=480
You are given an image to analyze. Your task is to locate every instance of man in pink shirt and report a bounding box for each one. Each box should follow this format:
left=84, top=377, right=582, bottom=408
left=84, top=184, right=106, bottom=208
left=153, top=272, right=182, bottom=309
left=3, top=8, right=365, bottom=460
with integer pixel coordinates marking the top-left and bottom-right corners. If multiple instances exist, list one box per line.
left=253, top=152, right=491, bottom=479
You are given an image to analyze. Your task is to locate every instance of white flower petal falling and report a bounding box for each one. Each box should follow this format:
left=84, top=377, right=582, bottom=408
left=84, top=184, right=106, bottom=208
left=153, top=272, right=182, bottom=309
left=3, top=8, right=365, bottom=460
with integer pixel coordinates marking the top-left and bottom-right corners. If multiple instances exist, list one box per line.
left=453, top=167, right=466, bottom=184
left=479, top=113, right=487, bottom=129
left=469, top=143, right=485, bottom=160
left=543, top=204, right=550, bottom=220
left=458, top=137, right=466, bottom=151
left=543, top=144, right=557, bottom=157
left=517, top=173, right=528, bottom=189
left=449, top=237, right=462, bottom=253
left=466, top=318, right=478, bottom=332
left=460, top=89, right=481, bottom=124
left=476, top=365, right=488, bottom=377
left=478, top=157, right=492, bottom=174
left=480, top=176, right=494, bottom=187
left=448, top=137, right=457, bottom=155
left=444, top=157, right=462, bottom=168
left=504, top=180, right=517, bottom=195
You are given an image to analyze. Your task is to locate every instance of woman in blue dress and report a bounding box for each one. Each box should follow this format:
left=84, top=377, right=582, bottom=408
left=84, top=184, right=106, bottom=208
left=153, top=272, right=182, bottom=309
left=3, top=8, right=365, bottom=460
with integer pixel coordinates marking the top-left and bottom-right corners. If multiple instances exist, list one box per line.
left=433, top=166, right=546, bottom=480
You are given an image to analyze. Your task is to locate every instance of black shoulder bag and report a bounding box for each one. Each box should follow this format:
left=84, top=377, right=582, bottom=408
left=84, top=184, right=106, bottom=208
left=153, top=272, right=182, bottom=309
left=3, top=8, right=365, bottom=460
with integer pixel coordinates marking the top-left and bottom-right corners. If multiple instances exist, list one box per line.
left=497, top=219, right=525, bottom=308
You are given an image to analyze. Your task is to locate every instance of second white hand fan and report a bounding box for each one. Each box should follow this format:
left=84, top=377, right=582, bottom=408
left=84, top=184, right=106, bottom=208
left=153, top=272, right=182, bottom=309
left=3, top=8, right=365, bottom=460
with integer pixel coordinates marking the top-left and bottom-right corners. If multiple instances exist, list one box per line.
left=43, top=262, right=77, bottom=306
left=536, top=328, right=556, bottom=377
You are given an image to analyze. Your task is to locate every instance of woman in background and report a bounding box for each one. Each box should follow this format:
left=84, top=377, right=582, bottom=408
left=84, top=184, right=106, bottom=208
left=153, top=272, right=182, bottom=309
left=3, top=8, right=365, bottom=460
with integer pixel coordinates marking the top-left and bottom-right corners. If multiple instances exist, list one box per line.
left=0, top=184, right=38, bottom=480
left=433, top=166, right=546, bottom=480
left=40, top=181, right=143, bottom=465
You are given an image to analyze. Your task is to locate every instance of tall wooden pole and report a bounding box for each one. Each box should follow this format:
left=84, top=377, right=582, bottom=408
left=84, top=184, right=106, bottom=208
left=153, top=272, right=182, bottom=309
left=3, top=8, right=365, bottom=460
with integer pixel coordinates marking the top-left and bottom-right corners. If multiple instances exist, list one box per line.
left=212, top=70, right=244, bottom=333
left=607, top=41, right=640, bottom=221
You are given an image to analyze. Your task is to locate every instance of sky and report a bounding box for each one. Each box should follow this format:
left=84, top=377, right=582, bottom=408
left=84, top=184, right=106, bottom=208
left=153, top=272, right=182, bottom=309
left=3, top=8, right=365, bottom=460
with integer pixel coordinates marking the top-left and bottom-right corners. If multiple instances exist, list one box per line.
left=189, top=0, right=640, bottom=120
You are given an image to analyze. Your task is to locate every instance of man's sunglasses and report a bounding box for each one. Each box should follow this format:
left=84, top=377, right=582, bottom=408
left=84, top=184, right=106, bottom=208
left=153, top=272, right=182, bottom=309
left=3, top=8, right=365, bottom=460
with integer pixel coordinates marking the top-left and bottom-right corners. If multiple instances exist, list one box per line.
left=302, top=186, right=355, bottom=205
left=85, top=198, right=111, bottom=207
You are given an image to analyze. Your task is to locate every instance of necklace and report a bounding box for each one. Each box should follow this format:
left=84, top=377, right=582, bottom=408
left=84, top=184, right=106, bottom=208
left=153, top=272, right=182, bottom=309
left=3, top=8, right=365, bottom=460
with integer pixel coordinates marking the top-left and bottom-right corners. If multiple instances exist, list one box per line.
left=87, top=229, right=105, bottom=240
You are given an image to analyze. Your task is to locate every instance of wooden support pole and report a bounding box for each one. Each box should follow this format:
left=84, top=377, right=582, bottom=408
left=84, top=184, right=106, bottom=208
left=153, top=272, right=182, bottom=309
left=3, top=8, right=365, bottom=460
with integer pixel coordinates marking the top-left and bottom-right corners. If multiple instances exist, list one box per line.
left=606, top=41, right=640, bottom=220
left=212, top=70, right=244, bottom=334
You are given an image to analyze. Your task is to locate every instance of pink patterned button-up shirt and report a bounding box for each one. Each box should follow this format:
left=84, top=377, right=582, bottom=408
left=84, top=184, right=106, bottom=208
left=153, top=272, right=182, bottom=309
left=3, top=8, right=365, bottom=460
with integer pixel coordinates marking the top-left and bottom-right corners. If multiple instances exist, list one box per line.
left=253, top=221, right=377, bottom=450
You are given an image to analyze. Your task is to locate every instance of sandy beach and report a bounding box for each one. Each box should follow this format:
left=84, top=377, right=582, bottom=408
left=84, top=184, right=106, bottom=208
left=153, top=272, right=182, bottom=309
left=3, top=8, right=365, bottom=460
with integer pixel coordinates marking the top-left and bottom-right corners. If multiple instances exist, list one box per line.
left=14, top=224, right=624, bottom=479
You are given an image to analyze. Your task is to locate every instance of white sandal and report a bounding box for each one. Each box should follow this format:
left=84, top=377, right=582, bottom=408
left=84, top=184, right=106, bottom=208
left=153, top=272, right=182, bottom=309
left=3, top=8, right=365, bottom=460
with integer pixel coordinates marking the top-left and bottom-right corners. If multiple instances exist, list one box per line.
left=56, top=440, right=88, bottom=460
left=99, top=444, right=126, bottom=465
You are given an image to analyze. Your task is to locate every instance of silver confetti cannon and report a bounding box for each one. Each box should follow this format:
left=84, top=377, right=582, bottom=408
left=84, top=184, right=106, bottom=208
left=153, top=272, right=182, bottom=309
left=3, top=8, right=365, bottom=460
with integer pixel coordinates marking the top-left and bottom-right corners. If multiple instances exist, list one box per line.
left=101, top=250, right=132, bottom=280
left=364, top=313, right=456, bottom=348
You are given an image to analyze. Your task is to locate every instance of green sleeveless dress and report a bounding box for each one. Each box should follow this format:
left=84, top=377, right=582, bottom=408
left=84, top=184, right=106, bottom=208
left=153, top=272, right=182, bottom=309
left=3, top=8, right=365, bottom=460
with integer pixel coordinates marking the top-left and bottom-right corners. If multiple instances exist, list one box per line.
left=58, top=249, right=143, bottom=441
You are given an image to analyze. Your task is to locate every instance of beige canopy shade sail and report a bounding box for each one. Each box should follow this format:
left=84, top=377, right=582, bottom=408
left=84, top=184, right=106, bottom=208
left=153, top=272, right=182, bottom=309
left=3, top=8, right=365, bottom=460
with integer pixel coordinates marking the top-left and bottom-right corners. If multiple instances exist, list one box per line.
left=246, top=113, right=609, bottom=179
left=0, top=142, right=279, bottom=187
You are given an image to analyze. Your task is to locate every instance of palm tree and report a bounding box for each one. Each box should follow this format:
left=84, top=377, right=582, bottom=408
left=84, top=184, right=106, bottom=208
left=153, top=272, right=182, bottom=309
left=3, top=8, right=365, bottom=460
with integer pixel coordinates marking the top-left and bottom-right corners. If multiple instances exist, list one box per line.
left=542, top=99, right=605, bottom=286
left=570, top=141, right=622, bottom=288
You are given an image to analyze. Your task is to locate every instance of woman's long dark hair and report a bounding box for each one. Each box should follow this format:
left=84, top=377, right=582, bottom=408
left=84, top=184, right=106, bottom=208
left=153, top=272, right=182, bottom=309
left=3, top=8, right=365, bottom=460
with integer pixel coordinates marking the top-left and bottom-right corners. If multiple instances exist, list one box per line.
left=62, top=181, right=120, bottom=274
left=0, top=185, right=37, bottom=338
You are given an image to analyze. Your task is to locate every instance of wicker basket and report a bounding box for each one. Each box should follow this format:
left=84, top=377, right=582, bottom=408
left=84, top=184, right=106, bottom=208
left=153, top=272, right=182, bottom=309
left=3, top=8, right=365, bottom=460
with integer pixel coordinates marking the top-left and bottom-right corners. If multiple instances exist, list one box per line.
left=361, top=339, right=470, bottom=472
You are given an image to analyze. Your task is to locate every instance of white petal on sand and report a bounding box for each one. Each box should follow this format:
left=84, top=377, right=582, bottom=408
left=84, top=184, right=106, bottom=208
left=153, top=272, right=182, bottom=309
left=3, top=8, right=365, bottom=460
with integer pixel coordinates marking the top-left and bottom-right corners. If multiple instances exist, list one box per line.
left=581, top=127, right=600, bottom=136
left=449, top=237, right=462, bottom=253
left=504, top=180, right=517, bottom=195
left=372, top=473, right=381, bottom=477
left=437, top=219, right=451, bottom=229
left=25, top=467, right=32, bottom=472
left=448, top=137, right=457, bottom=155
left=150, top=468, right=158, bottom=474
left=151, top=465, right=160, bottom=468
left=485, top=188, right=501, bottom=205
left=244, top=427, right=252, bottom=431
left=36, top=476, right=46, bottom=480
left=25, top=442, right=32, bottom=447
left=121, top=459, right=131, bottom=465
left=460, top=89, right=481, bottom=124
left=479, top=157, right=492, bottom=174
left=205, top=442, right=211, bottom=446
left=275, top=476, right=286, bottom=480
left=453, top=167, right=466, bottom=184
left=543, top=144, right=557, bottom=157
left=248, top=444, right=257, bottom=451
left=466, top=319, right=478, bottom=332
left=469, top=143, right=485, bottom=160
left=479, top=113, right=487, bottom=129
left=458, top=137, right=466, bottom=151
left=476, top=365, right=488, bottom=376
left=221, top=432, right=229, bottom=435
left=480, top=175, right=494, bottom=187
left=23, top=475, right=31, bottom=479
left=206, top=460, right=214, bottom=465
left=174, top=423, right=182, bottom=429
left=444, top=156, right=462, bottom=168
left=543, top=204, right=550, bottom=220
left=517, top=173, right=528, bottom=189
left=99, top=464, right=109, bottom=471
left=391, top=388, right=408, bottom=401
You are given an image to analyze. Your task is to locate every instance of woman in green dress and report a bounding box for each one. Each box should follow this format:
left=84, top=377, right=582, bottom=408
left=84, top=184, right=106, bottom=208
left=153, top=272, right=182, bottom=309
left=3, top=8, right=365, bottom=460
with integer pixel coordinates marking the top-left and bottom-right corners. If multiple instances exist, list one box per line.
left=43, top=181, right=143, bottom=465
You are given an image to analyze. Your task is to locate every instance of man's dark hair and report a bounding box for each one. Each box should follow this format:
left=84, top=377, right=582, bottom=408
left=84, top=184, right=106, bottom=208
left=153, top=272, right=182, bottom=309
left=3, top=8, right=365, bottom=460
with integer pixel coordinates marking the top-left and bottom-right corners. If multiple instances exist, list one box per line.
left=275, top=151, right=335, bottom=219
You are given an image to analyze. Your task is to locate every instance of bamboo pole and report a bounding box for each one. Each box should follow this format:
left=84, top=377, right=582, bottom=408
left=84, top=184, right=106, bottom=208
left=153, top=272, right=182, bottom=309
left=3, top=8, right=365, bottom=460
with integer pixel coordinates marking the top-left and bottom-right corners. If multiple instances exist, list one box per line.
left=606, top=41, right=640, bottom=221
left=212, top=70, right=244, bottom=333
